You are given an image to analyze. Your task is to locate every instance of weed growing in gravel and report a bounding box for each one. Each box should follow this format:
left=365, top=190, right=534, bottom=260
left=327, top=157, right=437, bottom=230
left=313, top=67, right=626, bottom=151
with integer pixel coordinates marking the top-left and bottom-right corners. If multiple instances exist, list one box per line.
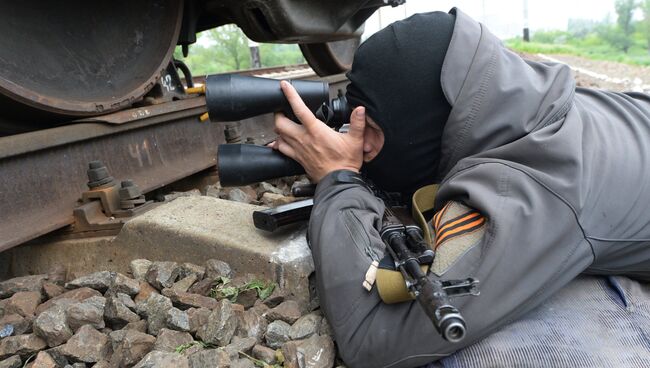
left=175, top=341, right=216, bottom=353
left=239, top=350, right=285, bottom=368
left=22, top=354, right=36, bottom=368
left=209, top=276, right=276, bottom=302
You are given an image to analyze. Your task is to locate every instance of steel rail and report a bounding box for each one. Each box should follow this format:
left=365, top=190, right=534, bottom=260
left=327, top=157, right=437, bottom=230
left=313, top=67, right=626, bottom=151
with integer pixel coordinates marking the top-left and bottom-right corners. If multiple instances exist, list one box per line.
left=0, top=72, right=348, bottom=252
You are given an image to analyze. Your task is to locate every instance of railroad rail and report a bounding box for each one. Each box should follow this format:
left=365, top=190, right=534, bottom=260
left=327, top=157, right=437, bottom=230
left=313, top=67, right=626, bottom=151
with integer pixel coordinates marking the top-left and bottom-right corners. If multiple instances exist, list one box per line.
left=0, top=64, right=348, bottom=253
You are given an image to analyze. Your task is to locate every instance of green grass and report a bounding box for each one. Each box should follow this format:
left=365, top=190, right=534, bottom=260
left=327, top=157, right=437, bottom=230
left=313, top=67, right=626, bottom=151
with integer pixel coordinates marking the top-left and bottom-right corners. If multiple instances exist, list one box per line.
left=506, top=39, right=577, bottom=54
left=506, top=38, right=650, bottom=67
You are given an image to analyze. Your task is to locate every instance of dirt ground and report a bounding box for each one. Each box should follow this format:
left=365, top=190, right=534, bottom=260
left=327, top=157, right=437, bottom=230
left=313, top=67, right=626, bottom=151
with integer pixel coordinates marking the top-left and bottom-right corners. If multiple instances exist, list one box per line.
left=517, top=52, right=650, bottom=93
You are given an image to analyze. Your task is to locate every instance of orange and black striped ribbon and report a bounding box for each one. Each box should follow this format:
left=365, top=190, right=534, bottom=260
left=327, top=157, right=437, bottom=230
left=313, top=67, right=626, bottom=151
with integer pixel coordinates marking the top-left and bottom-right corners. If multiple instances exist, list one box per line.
left=431, top=205, right=485, bottom=249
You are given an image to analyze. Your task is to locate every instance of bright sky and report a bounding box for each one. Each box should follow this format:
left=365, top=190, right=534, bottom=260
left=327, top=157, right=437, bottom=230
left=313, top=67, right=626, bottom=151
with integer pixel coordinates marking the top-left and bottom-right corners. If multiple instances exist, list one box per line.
left=364, top=0, right=620, bottom=39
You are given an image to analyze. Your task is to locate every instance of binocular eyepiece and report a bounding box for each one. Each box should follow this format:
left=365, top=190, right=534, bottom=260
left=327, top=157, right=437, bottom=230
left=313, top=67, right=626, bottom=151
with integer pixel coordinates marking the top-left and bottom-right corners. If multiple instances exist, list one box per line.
left=207, top=74, right=351, bottom=186
left=205, top=74, right=351, bottom=128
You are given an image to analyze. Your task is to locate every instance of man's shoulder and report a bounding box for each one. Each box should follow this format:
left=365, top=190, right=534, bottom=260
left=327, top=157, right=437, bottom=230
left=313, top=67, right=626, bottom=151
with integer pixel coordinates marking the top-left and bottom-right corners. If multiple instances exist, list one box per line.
left=429, top=201, right=486, bottom=276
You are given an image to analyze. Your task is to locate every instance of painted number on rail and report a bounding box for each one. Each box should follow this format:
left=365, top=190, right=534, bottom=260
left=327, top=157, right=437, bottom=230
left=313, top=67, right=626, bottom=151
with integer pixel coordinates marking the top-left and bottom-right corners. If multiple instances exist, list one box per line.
left=131, top=109, right=151, bottom=119
left=129, top=140, right=154, bottom=168
left=161, top=75, right=176, bottom=92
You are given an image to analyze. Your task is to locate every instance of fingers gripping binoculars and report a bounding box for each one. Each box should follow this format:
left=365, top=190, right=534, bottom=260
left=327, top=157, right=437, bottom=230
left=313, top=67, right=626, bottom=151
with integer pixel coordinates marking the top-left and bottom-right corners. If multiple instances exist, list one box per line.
left=206, top=74, right=351, bottom=186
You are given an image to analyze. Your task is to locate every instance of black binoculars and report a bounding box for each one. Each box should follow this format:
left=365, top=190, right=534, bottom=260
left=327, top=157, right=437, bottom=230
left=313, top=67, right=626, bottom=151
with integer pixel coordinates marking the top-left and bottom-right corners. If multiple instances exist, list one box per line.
left=206, top=75, right=351, bottom=187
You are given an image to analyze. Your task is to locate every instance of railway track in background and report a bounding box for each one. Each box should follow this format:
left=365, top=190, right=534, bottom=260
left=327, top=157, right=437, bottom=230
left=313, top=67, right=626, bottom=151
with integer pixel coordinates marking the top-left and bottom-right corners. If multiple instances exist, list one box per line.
left=0, top=64, right=349, bottom=253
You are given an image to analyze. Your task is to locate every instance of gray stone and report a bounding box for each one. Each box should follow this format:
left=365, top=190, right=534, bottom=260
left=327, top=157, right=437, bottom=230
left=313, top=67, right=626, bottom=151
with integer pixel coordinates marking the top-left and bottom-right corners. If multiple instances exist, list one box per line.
left=162, top=289, right=218, bottom=310
left=187, top=279, right=215, bottom=297
left=42, top=283, right=65, bottom=300
left=61, top=325, right=110, bottom=363
left=34, top=304, right=74, bottom=347
left=204, top=260, right=232, bottom=280
left=165, top=308, right=190, bottom=332
left=177, top=264, right=205, bottom=281
left=289, top=312, right=322, bottom=340
left=145, top=262, right=181, bottom=291
left=0, top=334, right=47, bottom=359
left=163, top=189, right=202, bottom=202
left=45, top=345, right=69, bottom=367
left=204, top=183, right=223, bottom=199
left=109, top=273, right=140, bottom=296
left=109, top=330, right=156, bottom=368
left=257, top=182, right=285, bottom=197
left=234, top=289, right=257, bottom=309
left=187, top=349, right=230, bottom=368
left=223, top=337, right=256, bottom=361
left=281, top=335, right=335, bottom=368
left=46, top=267, right=66, bottom=287
left=115, top=293, right=137, bottom=311
left=133, top=351, right=189, bottom=368
left=231, top=358, right=256, bottom=368
left=230, top=358, right=255, bottom=368
left=235, top=307, right=267, bottom=343
left=251, top=344, right=277, bottom=365
left=105, top=295, right=140, bottom=328
left=130, top=259, right=152, bottom=281
left=262, top=288, right=285, bottom=308
left=66, top=296, right=106, bottom=331
left=0, top=299, right=6, bottom=319
left=318, top=317, right=334, bottom=339
left=264, top=300, right=301, bottom=325
left=0, top=314, right=31, bottom=336
left=0, top=355, right=21, bottom=368
left=66, top=364, right=86, bottom=368
left=65, top=271, right=115, bottom=293
left=35, top=288, right=102, bottom=316
left=136, top=293, right=173, bottom=336
left=0, top=275, right=48, bottom=299
left=124, top=320, right=147, bottom=333
left=196, top=300, right=238, bottom=347
left=31, top=351, right=57, bottom=368
left=170, top=275, right=198, bottom=294
left=227, top=187, right=253, bottom=203
left=153, top=329, right=193, bottom=353
left=92, top=361, right=110, bottom=368
left=187, top=308, right=211, bottom=334
left=4, top=291, right=41, bottom=318
left=134, top=283, right=159, bottom=305
left=260, top=192, right=296, bottom=207
left=264, top=320, right=291, bottom=349
left=108, top=330, right=128, bottom=351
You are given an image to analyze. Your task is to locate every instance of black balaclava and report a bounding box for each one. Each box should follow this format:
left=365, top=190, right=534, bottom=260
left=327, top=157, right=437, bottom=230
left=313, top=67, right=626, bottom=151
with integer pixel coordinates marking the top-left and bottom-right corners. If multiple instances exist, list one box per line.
left=346, top=11, right=455, bottom=197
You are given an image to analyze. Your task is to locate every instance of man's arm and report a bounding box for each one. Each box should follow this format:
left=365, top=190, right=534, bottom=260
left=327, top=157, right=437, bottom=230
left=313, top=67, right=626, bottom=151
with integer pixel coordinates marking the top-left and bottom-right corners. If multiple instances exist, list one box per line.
left=309, top=163, right=595, bottom=368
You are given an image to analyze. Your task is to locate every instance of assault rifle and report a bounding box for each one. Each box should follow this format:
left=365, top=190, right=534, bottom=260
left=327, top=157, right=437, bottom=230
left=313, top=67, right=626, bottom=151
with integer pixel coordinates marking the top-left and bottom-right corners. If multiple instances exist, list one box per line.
left=253, top=183, right=479, bottom=343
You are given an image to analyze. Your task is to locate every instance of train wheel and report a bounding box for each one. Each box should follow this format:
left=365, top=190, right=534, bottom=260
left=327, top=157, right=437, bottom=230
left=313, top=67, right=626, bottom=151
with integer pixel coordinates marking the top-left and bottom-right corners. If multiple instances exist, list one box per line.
left=299, top=37, right=361, bottom=77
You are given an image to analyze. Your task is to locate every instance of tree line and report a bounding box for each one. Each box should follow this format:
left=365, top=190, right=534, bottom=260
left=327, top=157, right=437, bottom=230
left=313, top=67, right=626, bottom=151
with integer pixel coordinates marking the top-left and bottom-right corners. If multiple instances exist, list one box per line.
left=173, top=25, right=306, bottom=75
left=508, top=0, right=650, bottom=66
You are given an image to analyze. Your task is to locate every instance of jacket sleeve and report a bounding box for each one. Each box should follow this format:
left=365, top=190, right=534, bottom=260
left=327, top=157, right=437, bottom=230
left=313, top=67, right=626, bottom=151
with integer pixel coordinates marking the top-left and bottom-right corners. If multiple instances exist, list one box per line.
left=308, top=163, right=595, bottom=368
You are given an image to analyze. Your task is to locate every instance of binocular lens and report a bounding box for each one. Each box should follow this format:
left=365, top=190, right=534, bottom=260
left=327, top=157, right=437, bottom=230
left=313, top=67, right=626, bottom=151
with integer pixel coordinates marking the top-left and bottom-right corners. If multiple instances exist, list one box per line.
left=204, top=74, right=349, bottom=127
left=218, top=144, right=305, bottom=187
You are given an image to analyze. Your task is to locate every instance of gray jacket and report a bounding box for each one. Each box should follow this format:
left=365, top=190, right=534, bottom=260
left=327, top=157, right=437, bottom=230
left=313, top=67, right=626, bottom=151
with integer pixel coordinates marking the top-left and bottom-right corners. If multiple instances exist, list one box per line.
left=308, top=8, right=650, bottom=368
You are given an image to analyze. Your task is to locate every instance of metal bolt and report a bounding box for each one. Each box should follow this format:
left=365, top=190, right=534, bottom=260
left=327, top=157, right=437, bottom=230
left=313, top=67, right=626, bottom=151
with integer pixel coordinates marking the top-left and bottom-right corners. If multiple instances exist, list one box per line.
left=224, top=122, right=242, bottom=143
left=86, top=160, right=115, bottom=189
left=119, top=180, right=142, bottom=200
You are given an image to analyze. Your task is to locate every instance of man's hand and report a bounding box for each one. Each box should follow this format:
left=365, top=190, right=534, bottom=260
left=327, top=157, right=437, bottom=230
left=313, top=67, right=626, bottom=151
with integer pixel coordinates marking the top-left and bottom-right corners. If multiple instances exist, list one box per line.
left=270, top=80, right=366, bottom=182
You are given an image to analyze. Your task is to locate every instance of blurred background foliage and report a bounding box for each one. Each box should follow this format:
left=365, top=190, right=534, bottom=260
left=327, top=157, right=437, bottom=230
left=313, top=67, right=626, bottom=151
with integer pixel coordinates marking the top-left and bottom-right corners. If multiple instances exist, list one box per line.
left=508, top=0, right=650, bottom=65
left=173, top=24, right=306, bottom=75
